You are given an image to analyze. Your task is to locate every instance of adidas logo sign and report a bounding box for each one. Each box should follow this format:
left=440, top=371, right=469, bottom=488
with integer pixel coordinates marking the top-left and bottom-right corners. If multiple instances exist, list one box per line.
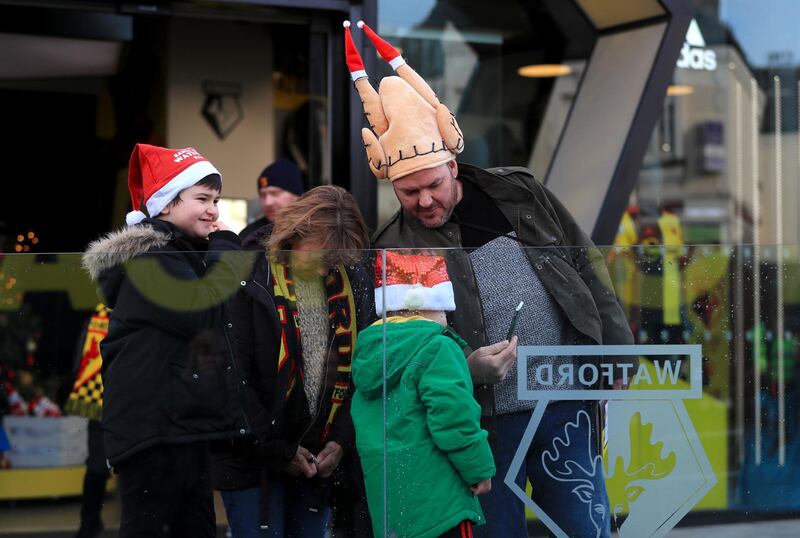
left=677, top=19, right=717, bottom=72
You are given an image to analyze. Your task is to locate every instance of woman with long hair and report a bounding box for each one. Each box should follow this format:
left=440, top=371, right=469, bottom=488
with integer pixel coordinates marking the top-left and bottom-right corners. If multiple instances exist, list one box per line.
left=214, top=185, right=374, bottom=537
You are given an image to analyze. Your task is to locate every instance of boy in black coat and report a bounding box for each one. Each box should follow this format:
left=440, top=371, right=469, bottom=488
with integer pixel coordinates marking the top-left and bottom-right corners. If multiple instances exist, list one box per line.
left=83, top=144, right=252, bottom=538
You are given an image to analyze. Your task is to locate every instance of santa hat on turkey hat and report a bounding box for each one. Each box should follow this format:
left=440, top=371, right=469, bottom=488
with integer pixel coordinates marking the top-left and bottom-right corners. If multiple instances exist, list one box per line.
left=374, top=252, right=456, bottom=316
left=125, top=144, right=221, bottom=226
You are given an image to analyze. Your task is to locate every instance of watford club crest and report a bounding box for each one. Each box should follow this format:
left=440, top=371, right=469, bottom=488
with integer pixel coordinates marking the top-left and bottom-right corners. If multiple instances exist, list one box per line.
left=201, top=80, right=244, bottom=140
left=509, top=344, right=715, bottom=537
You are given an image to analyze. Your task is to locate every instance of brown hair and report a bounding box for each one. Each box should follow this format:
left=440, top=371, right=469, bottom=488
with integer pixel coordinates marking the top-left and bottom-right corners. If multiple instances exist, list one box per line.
left=155, top=174, right=222, bottom=215
left=268, top=185, right=369, bottom=267
left=162, top=174, right=222, bottom=211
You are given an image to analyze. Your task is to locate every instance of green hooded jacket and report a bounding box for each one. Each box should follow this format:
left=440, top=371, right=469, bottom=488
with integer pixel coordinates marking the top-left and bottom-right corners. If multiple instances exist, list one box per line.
left=351, top=317, right=495, bottom=538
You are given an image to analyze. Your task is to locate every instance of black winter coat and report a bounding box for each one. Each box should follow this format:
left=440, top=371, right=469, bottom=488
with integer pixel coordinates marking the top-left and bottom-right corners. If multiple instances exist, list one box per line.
left=82, top=219, right=253, bottom=465
left=212, top=252, right=376, bottom=491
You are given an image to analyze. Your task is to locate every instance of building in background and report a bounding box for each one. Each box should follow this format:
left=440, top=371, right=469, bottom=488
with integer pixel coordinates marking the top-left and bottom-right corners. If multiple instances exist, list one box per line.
left=0, top=0, right=368, bottom=252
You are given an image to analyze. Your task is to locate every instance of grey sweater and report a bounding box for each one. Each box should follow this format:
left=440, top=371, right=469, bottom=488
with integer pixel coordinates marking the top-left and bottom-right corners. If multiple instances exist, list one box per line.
left=294, top=276, right=329, bottom=417
left=469, top=234, right=577, bottom=414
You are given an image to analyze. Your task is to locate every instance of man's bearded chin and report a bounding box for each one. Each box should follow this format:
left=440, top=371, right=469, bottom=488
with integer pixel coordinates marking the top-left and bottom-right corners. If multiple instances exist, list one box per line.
left=419, top=179, right=459, bottom=229
left=419, top=206, right=454, bottom=229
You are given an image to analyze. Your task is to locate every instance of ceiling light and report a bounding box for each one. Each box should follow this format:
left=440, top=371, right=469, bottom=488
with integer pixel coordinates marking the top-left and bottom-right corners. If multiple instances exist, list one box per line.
left=0, top=33, right=122, bottom=79
left=667, top=84, right=694, bottom=96
left=517, top=64, right=573, bottom=78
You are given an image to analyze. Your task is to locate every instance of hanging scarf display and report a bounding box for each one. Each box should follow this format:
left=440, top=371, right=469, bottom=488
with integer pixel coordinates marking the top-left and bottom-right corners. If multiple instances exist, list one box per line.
left=64, top=303, right=109, bottom=421
left=270, top=262, right=357, bottom=444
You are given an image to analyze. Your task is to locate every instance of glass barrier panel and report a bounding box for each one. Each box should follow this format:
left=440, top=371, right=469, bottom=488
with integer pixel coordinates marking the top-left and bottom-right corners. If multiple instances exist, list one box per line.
left=2, top=245, right=798, bottom=536
left=376, top=245, right=800, bottom=537
left=0, top=248, right=378, bottom=535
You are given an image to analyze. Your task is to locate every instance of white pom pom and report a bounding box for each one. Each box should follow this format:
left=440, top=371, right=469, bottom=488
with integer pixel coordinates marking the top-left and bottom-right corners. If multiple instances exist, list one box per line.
left=403, top=287, right=427, bottom=311
left=357, top=20, right=365, bottom=29
left=343, top=20, right=351, bottom=28
left=126, top=210, right=147, bottom=226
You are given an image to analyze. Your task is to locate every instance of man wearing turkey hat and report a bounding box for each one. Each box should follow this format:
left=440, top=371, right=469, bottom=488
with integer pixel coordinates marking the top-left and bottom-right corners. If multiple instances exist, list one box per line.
left=344, top=21, right=633, bottom=537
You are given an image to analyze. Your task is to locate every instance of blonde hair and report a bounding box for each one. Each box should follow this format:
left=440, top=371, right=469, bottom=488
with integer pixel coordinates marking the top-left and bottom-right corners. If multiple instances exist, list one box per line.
left=268, top=185, right=369, bottom=267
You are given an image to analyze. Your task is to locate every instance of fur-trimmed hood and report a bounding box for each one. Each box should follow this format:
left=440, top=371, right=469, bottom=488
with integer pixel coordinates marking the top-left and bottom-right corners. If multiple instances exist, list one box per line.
left=82, top=222, right=174, bottom=308
left=82, top=224, right=171, bottom=281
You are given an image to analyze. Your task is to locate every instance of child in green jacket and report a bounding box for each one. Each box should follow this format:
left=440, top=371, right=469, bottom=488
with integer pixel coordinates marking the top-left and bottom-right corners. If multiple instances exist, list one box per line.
left=351, top=252, right=495, bottom=538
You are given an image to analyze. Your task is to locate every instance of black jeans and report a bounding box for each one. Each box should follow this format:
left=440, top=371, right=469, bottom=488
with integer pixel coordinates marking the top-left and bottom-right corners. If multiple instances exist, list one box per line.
left=77, top=420, right=110, bottom=537
left=117, top=442, right=215, bottom=538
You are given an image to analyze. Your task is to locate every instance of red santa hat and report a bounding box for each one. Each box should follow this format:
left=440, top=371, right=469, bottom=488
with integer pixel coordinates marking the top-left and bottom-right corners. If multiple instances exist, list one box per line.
left=29, top=395, right=63, bottom=417
left=3, top=381, right=27, bottom=416
left=357, top=20, right=407, bottom=71
left=343, top=21, right=367, bottom=81
left=374, top=252, right=456, bottom=315
left=126, top=144, right=221, bottom=226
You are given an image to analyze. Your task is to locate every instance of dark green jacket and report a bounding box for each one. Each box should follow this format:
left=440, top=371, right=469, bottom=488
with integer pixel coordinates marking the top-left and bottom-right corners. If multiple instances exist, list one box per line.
left=373, top=164, right=634, bottom=401
left=352, top=318, right=494, bottom=538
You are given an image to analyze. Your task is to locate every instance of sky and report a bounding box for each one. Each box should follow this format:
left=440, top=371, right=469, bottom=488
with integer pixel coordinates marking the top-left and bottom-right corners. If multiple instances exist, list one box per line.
left=378, top=0, right=436, bottom=30
left=719, top=0, right=800, bottom=67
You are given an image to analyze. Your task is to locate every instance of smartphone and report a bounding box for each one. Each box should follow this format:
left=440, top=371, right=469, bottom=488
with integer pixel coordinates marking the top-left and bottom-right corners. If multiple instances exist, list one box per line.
left=506, top=301, right=524, bottom=340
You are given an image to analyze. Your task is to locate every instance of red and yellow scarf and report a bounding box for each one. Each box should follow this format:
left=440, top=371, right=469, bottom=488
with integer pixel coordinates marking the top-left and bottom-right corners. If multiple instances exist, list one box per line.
left=64, top=303, right=109, bottom=421
left=270, top=263, right=356, bottom=444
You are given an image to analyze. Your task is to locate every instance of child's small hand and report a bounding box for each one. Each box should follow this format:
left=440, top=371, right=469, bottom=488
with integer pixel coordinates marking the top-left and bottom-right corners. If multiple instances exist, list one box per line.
left=211, top=221, right=230, bottom=233
left=470, top=478, right=492, bottom=496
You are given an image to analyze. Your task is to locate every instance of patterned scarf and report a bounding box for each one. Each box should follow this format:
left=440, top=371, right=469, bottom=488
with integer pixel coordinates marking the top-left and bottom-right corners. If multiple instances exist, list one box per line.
left=270, top=262, right=357, bottom=444
left=64, top=303, right=109, bottom=421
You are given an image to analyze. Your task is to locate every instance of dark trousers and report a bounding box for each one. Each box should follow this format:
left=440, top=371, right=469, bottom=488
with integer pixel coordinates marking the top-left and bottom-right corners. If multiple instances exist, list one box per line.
left=117, top=442, right=215, bottom=538
left=475, top=402, right=610, bottom=538
left=77, top=420, right=110, bottom=538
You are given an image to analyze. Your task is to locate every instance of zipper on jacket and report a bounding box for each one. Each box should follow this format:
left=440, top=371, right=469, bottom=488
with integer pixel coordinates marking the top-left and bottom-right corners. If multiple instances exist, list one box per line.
left=298, top=331, right=337, bottom=446
left=222, top=308, right=253, bottom=436
left=220, top=255, right=252, bottom=436
left=201, top=252, right=252, bottom=435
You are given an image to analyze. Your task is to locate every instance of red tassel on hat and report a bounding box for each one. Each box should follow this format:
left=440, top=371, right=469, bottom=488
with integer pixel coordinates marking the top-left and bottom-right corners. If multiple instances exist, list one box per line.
left=343, top=21, right=367, bottom=81
left=357, top=20, right=406, bottom=70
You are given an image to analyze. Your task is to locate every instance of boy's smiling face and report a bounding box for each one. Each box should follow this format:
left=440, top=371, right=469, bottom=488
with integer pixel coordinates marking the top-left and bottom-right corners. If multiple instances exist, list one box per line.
left=157, top=184, right=221, bottom=240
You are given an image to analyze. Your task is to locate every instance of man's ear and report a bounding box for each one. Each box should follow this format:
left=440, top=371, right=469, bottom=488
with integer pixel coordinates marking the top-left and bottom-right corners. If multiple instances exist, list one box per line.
left=448, top=159, right=458, bottom=179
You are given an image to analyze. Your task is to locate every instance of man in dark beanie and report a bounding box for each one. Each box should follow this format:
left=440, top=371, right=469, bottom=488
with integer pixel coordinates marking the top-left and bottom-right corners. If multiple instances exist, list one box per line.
left=239, top=158, right=304, bottom=247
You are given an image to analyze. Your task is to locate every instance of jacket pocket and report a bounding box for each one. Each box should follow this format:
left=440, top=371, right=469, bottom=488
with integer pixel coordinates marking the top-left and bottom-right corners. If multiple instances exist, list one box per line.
left=541, top=256, right=569, bottom=283
left=171, top=329, right=229, bottom=421
left=536, top=253, right=603, bottom=343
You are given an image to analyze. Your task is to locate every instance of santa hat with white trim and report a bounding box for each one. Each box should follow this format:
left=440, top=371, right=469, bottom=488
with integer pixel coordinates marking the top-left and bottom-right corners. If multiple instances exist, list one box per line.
left=125, top=144, right=221, bottom=226
left=343, top=20, right=464, bottom=182
left=374, top=252, right=456, bottom=315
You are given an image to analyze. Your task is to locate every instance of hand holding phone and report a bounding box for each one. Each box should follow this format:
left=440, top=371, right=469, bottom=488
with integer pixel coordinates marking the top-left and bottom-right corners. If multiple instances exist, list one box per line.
left=506, top=301, right=524, bottom=341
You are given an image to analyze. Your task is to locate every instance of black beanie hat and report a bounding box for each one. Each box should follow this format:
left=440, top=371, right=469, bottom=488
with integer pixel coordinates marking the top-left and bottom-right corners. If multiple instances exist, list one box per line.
left=257, top=159, right=304, bottom=196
